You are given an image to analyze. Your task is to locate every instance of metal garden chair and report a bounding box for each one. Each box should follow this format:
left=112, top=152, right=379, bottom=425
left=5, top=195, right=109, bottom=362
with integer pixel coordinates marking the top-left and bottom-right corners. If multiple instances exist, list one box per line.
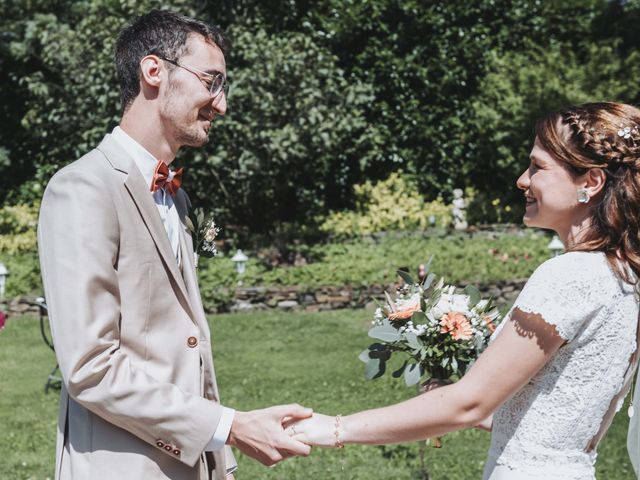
left=24, top=297, right=62, bottom=393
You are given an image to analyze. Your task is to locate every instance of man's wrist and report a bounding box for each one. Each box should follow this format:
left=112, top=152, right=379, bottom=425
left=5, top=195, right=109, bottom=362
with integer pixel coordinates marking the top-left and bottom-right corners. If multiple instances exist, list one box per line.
left=226, top=410, right=246, bottom=446
left=206, top=407, right=235, bottom=451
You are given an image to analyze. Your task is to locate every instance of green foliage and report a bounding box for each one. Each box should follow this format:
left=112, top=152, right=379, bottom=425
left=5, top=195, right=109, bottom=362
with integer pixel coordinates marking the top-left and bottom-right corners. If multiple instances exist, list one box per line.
left=0, top=0, right=195, bottom=204
left=0, top=252, right=41, bottom=299
left=187, top=22, right=379, bottom=233
left=361, top=268, right=501, bottom=386
left=226, top=232, right=550, bottom=293
left=465, top=187, right=517, bottom=226
left=0, top=229, right=551, bottom=307
left=468, top=40, right=640, bottom=219
left=0, top=203, right=39, bottom=254
left=0, top=202, right=41, bottom=299
left=1, top=312, right=635, bottom=479
left=3, top=0, right=640, bottom=230
left=195, top=258, right=241, bottom=313
left=320, top=172, right=452, bottom=237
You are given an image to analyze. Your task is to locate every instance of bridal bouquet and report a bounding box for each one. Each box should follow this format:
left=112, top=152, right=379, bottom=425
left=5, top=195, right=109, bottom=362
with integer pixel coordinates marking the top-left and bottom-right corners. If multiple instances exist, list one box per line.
left=360, top=260, right=503, bottom=387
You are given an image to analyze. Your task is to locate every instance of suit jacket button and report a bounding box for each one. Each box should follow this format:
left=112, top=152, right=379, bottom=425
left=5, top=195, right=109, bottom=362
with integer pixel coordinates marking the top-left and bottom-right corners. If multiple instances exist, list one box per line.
left=173, top=449, right=181, bottom=456
left=187, top=336, right=198, bottom=347
left=164, top=445, right=172, bottom=452
left=156, top=440, right=164, bottom=448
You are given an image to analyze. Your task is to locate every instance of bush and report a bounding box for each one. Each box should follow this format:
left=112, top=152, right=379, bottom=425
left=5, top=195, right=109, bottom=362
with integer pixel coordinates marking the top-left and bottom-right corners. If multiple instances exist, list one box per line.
left=0, top=252, right=41, bottom=299
left=0, top=202, right=41, bottom=299
left=195, top=257, right=243, bottom=313
left=249, top=231, right=549, bottom=290
left=320, top=172, right=453, bottom=238
left=0, top=203, right=38, bottom=255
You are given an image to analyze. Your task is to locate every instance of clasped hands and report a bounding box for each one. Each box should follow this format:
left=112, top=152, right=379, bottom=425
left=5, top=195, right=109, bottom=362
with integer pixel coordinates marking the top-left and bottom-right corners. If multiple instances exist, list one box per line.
left=227, top=405, right=339, bottom=467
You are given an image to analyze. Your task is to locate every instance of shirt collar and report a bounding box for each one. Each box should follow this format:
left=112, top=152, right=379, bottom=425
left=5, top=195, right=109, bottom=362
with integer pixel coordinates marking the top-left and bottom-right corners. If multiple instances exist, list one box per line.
left=111, top=126, right=160, bottom=189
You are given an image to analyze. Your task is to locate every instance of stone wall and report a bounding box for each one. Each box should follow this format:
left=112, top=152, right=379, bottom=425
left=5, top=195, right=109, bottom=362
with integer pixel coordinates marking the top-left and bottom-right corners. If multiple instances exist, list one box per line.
left=5, top=279, right=526, bottom=316
left=230, top=279, right=526, bottom=313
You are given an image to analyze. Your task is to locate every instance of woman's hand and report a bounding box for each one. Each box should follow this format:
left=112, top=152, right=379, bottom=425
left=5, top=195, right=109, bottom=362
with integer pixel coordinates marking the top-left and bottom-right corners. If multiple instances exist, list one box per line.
left=286, top=413, right=339, bottom=448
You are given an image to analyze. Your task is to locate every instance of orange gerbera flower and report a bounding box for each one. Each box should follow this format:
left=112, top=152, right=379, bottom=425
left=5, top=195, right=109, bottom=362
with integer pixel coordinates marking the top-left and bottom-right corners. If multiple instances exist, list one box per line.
left=388, top=303, right=421, bottom=320
left=440, top=311, right=473, bottom=340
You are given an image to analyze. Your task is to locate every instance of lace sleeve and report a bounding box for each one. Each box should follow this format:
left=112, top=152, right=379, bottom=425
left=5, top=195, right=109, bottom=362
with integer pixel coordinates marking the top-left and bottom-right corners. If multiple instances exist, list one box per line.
left=512, top=252, right=605, bottom=342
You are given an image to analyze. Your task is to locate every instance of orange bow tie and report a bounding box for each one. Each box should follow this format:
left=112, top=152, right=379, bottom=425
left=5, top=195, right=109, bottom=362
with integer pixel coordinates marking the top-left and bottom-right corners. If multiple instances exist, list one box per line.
left=151, top=161, right=183, bottom=196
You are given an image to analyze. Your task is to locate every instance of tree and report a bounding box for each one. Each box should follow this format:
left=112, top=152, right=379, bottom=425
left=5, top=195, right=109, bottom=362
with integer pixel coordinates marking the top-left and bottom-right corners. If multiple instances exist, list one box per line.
left=183, top=22, right=380, bottom=233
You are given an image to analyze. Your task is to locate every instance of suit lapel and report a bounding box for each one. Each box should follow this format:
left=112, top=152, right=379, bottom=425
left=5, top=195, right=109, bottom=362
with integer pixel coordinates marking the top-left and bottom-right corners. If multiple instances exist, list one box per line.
left=174, top=194, right=211, bottom=339
left=96, top=135, right=197, bottom=324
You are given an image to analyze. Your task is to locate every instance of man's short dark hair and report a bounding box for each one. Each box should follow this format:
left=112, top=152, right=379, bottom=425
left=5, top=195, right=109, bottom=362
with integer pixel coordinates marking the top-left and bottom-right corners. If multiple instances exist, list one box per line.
left=115, top=10, right=229, bottom=111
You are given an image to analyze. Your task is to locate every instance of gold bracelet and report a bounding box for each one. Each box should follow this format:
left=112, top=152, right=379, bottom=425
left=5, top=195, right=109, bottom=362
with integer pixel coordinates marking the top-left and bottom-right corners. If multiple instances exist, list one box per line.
left=334, top=414, right=344, bottom=448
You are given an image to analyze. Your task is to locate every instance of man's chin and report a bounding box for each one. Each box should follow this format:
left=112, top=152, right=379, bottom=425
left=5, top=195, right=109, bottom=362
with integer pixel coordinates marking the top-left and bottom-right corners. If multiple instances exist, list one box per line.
left=178, top=131, right=209, bottom=148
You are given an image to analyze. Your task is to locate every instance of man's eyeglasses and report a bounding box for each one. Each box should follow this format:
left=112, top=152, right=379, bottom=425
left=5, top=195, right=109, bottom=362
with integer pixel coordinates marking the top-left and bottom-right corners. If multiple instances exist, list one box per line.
left=159, top=56, right=228, bottom=99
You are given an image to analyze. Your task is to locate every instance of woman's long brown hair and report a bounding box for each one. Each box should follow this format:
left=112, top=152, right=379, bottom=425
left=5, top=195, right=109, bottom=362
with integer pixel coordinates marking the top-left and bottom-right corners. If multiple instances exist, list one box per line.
left=535, top=102, right=640, bottom=286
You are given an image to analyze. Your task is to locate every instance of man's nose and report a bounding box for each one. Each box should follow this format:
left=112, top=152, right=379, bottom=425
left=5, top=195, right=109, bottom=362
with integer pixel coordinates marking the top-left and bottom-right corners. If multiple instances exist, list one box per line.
left=212, top=93, right=227, bottom=115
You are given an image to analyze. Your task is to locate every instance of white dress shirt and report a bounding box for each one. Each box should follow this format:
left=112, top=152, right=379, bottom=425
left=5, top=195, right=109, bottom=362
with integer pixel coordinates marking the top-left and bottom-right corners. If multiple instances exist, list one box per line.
left=110, top=126, right=235, bottom=454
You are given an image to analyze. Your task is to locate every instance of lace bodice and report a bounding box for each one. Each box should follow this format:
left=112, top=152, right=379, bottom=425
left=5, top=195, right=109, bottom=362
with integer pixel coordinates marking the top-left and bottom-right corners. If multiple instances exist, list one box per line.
left=485, top=252, right=638, bottom=480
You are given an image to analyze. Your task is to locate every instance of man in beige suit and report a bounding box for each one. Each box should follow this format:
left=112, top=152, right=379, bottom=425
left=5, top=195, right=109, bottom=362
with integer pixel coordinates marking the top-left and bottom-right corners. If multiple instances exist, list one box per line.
left=38, top=10, right=312, bottom=480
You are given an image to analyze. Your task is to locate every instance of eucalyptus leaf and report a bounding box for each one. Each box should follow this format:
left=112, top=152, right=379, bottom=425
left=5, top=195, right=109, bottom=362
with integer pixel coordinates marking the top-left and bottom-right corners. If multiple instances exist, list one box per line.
left=404, top=332, right=421, bottom=350
left=392, top=360, right=408, bottom=378
left=184, top=215, right=196, bottom=234
left=384, top=291, right=395, bottom=311
left=364, top=357, right=382, bottom=380
left=422, top=272, right=436, bottom=289
left=358, top=349, right=371, bottom=363
left=464, top=285, right=481, bottom=306
left=397, top=269, right=415, bottom=286
left=369, top=325, right=401, bottom=342
left=369, top=348, right=391, bottom=361
left=499, top=304, right=513, bottom=319
left=404, top=363, right=422, bottom=386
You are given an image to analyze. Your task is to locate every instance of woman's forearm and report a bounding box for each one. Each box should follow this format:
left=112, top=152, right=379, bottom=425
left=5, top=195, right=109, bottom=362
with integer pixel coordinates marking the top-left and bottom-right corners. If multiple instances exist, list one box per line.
left=340, top=381, right=486, bottom=445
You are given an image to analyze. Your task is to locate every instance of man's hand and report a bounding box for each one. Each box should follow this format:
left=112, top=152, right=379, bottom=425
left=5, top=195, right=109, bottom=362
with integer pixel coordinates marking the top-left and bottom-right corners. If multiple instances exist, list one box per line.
left=227, top=404, right=313, bottom=466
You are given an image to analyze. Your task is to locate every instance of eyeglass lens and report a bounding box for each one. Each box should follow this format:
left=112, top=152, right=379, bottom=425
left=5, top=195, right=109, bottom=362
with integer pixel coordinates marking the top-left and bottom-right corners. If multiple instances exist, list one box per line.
left=210, top=74, right=226, bottom=97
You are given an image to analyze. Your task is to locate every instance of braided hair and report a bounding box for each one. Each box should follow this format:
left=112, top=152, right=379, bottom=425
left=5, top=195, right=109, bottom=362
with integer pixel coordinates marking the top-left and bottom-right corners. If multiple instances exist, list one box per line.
left=535, top=102, right=640, bottom=286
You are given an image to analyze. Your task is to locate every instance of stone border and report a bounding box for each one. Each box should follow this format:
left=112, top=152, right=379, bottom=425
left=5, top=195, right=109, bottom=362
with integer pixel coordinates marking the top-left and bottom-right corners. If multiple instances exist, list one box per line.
left=230, top=280, right=526, bottom=313
left=5, top=279, right=526, bottom=317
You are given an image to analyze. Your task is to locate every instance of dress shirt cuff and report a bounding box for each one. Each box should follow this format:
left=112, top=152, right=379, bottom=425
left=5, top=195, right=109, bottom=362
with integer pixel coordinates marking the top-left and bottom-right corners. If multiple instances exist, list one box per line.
left=205, top=407, right=235, bottom=451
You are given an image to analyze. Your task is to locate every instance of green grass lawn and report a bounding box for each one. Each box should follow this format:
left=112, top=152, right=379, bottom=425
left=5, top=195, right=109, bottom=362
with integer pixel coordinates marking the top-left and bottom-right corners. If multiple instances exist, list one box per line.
left=0, top=310, right=635, bottom=479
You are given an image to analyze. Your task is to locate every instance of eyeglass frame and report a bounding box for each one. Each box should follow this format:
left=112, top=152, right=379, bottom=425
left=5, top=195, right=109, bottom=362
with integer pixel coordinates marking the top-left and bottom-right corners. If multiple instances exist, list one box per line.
left=157, top=55, right=229, bottom=99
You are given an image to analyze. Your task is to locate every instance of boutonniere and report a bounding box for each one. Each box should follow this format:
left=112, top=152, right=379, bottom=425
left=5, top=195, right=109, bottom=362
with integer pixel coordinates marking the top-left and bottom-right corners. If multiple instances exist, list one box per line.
left=185, top=208, right=221, bottom=268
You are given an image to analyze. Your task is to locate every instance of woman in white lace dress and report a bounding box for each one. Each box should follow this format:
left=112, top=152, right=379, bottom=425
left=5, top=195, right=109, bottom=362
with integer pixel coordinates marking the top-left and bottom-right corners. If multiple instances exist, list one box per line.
left=290, top=102, right=640, bottom=479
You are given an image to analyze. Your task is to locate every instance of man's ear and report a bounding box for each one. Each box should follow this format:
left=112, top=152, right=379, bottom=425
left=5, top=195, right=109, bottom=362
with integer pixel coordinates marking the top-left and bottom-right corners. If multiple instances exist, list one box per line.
left=139, top=55, right=163, bottom=88
left=583, top=168, right=607, bottom=197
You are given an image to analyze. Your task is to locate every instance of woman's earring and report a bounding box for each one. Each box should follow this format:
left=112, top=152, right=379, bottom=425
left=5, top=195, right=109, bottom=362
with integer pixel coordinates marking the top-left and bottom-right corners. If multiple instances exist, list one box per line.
left=577, top=188, right=590, bottom=204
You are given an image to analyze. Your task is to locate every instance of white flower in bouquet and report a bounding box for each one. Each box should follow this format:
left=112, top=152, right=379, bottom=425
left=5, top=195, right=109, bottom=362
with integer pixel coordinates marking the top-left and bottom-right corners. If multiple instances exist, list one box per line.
left=432, top=290, right=471, bottom=319
left=399, top=320, right=428, bottom=336
left=361, top=261, right=503, bottom=387
left=388, top=292, right=422, bottom=320
left=373, top=307, right=385, bottom=325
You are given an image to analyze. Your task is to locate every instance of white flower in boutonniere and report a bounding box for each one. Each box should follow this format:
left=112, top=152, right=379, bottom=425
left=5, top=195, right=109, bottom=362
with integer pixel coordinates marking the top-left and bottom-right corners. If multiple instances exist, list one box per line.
left=185, top=208, right=221, bottom=268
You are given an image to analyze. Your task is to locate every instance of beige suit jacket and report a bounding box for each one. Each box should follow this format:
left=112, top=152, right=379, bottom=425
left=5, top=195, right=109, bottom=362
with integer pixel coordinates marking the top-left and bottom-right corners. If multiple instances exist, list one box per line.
left=38, top=134, right=236, bottom=480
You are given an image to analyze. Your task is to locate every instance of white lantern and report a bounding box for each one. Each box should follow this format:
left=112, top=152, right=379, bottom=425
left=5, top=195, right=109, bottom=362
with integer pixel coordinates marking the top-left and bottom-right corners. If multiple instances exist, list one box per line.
left=231, top=249, right=249, bottom=275
left=0, top=262, right=8, bottom=300
left=547, top=235, right=564, bottom=258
